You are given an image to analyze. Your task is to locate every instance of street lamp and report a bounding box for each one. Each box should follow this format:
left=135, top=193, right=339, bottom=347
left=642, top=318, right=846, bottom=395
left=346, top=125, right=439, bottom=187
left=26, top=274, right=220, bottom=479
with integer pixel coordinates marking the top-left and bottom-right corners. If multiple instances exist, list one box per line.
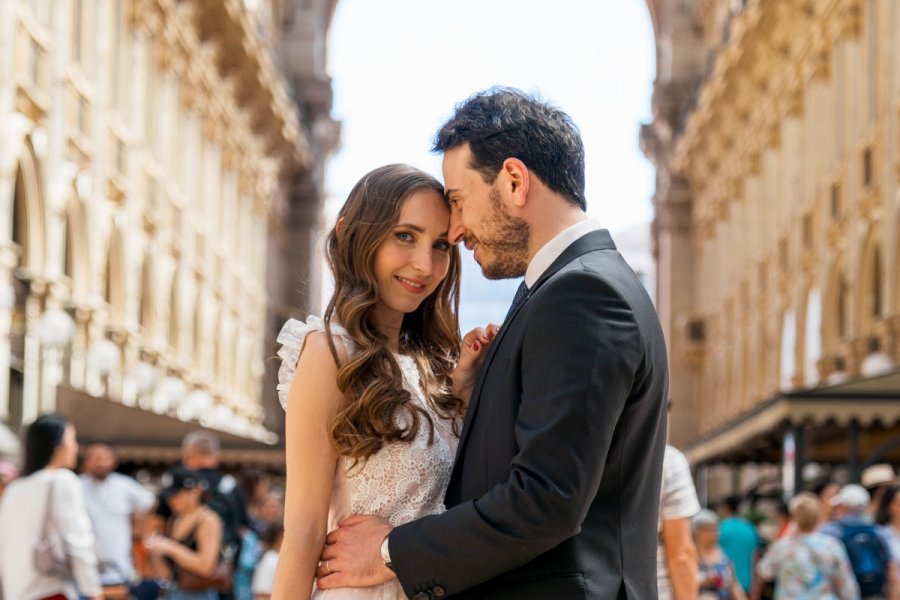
left=861, top=346, right=893, bottom=377
left=251, top=423, right=278, bottom=445
left=179, top=389, right=212, bottom=422
left=38, top=309, right=75, bottom=349
left=153, top=376, right=186, bottom=415
left=129, top=361, right=156, bottom=396
left=39, top=309, right=76, bottom=412
left=87, top=339, right=121, bottom=377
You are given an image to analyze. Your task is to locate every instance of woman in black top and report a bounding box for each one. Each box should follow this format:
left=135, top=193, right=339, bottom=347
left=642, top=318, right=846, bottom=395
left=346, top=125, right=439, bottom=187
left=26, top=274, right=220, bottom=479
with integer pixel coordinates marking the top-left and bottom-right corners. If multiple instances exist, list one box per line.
left=145, top=467, right=223, bottom=600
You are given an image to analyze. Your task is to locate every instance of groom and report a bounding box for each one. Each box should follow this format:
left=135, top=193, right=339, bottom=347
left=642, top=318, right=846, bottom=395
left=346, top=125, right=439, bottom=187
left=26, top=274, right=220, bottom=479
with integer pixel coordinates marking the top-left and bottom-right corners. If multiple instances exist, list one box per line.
left=317, top=88, right=668, bottom=599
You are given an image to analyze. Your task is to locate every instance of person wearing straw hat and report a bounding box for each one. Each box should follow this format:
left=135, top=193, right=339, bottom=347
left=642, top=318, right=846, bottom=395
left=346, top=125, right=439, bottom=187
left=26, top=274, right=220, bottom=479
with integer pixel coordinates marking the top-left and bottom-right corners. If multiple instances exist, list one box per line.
left=864, top=464, right=898, bottom=519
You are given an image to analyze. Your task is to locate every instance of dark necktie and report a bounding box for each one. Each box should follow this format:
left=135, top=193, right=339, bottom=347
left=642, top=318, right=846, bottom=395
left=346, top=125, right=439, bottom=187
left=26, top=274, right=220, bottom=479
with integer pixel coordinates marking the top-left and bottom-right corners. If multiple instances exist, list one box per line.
left=503, top=281, right=529, bottom=324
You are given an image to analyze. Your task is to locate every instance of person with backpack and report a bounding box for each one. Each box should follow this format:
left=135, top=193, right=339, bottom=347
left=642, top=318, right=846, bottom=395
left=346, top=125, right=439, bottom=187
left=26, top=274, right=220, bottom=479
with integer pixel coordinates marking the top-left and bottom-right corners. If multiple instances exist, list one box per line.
left=821, top=484, right=891, bottom=599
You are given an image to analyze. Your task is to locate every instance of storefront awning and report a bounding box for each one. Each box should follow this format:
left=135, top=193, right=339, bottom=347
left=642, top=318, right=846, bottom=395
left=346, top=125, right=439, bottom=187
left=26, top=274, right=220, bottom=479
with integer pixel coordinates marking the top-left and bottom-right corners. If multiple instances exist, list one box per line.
left=685, top=368, right=900, bottom=465
left=57, top=386, right=285, bottom=468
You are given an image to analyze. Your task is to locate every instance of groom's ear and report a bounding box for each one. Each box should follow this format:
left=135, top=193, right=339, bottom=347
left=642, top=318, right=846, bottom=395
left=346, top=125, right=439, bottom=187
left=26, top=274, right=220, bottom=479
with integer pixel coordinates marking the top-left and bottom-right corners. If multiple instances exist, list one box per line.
left=501, top=158, right=529, bottom=208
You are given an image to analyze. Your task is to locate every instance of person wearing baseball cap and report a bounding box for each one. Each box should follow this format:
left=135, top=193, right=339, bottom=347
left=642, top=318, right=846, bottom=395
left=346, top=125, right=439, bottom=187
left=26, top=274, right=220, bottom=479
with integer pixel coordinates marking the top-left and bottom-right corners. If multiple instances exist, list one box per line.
left=144, top=466, right=225, bottom=598
left=831, top=484, right=872, bottom=514
left=821, top=484, right=891, bottom=598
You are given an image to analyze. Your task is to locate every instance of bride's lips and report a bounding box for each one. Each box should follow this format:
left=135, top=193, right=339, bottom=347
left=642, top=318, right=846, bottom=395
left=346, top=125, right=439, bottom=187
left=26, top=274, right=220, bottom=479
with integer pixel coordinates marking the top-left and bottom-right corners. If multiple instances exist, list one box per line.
left=395, top=275, right=427, bottom=294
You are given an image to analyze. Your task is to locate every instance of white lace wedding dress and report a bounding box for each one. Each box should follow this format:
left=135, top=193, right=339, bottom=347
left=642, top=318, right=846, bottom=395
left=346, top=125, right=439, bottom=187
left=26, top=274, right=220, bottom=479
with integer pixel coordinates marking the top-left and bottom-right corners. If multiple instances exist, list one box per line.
left=277, top=316, right=458, bottom=599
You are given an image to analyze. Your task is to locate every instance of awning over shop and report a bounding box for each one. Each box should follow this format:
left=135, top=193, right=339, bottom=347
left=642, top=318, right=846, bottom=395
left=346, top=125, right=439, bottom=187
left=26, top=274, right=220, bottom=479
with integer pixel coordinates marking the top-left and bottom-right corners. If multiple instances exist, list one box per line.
left=57, top=386, right=285, bottom=468
left=686, top=368, right=900, bottom=465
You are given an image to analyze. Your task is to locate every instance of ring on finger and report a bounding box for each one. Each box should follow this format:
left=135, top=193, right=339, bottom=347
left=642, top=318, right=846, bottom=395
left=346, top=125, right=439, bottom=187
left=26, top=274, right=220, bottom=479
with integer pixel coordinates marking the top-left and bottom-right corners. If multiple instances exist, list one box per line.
left=324, top=560, right=332, bottom=574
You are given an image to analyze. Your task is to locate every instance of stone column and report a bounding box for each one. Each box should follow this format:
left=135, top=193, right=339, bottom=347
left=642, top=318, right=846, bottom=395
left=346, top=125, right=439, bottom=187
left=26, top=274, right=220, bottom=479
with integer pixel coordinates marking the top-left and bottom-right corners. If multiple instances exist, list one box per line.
left=21, top=278, right=46, bottom=424
left=655, top=178, right=697, bottom=447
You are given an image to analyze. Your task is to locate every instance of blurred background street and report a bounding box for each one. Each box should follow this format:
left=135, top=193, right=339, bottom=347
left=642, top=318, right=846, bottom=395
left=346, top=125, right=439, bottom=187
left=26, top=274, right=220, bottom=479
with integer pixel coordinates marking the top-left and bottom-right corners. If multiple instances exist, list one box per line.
left=2, top=0, right=900, bottom=573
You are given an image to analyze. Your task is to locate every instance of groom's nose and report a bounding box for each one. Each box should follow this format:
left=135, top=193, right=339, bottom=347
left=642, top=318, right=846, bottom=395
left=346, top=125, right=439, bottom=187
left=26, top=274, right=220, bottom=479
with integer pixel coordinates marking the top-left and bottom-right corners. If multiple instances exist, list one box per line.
left=448, top=210, right=466, bottom=245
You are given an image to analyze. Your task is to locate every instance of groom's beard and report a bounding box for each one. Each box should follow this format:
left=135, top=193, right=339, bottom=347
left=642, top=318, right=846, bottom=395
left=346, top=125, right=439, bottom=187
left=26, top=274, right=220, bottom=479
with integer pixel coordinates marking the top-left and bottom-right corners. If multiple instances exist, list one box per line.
left=470, top=188, right=530, bottom=280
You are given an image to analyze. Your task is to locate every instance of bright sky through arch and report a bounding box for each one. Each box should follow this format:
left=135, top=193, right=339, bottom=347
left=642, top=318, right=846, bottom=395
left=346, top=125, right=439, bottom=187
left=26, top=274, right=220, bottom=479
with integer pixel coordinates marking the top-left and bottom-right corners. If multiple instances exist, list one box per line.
left=325, top=0, right=656, bottom=331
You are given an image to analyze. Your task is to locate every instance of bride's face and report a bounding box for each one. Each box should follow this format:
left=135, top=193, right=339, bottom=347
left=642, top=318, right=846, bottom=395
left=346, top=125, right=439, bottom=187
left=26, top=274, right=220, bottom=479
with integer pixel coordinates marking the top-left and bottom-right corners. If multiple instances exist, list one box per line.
left=371, top=189, right=452, bottom=328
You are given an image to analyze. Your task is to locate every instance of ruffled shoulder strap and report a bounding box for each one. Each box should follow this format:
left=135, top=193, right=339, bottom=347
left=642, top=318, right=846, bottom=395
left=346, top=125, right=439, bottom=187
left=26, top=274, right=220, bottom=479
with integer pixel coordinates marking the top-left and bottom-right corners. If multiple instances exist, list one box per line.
left=275, top=315, right=355, bottom=410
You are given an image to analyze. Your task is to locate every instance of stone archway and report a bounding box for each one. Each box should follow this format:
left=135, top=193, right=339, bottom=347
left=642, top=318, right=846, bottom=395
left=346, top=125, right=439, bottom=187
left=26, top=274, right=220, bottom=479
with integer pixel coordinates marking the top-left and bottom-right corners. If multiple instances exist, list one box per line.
left=5, top=135, right=47, bottom=427
left=10, top=139, right=45, bottom=274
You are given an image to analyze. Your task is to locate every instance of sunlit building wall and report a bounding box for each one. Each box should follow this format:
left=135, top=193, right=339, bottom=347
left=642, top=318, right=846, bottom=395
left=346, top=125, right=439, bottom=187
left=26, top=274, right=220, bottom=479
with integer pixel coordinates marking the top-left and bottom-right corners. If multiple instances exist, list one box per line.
left=0, top=0, right=337, bottom=460
left=644, top=0, right=900, bottom=494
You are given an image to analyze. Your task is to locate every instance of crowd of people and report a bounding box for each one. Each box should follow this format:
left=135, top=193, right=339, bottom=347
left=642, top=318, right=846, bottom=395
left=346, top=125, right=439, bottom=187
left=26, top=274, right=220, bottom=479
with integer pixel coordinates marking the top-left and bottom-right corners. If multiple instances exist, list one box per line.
left=5, top=409, right=899, bottom=600
left=0, top=414, right=284, bottom=600
left=659, top=453, right=900, bottom=600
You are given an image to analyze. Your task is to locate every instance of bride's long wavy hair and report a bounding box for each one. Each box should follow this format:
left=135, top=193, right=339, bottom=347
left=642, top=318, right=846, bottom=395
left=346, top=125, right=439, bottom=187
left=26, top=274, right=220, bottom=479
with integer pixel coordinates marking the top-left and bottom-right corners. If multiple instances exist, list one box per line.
left=323, top=164, right=463, bottom=461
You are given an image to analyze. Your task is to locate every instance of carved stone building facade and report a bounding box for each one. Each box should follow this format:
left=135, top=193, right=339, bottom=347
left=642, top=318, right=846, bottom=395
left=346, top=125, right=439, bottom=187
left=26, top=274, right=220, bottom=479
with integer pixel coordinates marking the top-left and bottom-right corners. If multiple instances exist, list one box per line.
left=643, top=0, right=900, bottom=497
left=0, top=0, right=337, bottom=465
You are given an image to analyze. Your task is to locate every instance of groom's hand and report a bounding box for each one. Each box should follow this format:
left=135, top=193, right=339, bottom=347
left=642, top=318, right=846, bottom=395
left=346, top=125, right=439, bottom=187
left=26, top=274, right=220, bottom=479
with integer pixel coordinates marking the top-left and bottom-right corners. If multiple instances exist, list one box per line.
left=317, top=514, right=395, bottom=589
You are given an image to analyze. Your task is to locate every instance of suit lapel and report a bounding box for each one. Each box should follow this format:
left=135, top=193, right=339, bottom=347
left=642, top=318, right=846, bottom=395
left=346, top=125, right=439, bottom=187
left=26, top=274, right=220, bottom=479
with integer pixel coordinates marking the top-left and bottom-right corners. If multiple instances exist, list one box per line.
left=451, top=297, right=522, bottom=461
left=449, top=229, right=617, bottom=485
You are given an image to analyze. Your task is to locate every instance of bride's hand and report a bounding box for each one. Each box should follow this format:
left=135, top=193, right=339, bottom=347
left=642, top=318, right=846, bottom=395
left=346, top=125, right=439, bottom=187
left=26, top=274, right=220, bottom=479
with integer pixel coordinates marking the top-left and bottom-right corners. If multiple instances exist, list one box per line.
left=453, top=324, right=500, bottom=402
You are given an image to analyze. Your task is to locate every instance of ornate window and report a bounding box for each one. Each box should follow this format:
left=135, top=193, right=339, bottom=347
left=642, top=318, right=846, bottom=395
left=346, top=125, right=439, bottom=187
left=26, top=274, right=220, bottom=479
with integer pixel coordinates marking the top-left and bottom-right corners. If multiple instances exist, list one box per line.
left=830, top=183, right=842, bottom=219
left=837, top=275, right=850, bottom=340
left=870, top=244, right=883, bottom=320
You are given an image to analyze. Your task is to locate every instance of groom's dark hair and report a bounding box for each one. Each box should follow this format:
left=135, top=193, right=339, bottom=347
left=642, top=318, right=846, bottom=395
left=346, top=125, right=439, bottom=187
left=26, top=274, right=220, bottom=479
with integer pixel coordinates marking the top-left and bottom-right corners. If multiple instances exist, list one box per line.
left=433, top=87, right=586, bottom=211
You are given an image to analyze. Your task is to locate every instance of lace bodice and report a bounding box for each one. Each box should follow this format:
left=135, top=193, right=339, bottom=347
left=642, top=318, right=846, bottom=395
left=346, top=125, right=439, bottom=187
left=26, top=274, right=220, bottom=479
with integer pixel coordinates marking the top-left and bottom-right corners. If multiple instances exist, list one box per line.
left=276, top=316, right=457, bottom=528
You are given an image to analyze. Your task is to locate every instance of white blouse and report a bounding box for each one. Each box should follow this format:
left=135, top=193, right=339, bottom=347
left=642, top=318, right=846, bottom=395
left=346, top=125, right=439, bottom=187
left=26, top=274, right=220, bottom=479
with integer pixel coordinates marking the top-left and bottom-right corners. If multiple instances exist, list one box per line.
left=0, top=468, right=101, bottom=600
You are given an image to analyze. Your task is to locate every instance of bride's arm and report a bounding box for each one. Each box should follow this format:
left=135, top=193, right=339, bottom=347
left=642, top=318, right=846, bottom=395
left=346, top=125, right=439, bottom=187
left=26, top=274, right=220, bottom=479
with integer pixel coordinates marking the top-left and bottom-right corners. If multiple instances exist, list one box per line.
left=272, top=331, right=344, bottom=600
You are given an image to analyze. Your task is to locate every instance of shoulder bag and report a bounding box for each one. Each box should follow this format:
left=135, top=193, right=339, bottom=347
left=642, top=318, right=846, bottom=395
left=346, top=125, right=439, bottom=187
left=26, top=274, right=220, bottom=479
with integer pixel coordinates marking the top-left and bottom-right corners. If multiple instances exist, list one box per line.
left=33, top=474, right=72, bottom=578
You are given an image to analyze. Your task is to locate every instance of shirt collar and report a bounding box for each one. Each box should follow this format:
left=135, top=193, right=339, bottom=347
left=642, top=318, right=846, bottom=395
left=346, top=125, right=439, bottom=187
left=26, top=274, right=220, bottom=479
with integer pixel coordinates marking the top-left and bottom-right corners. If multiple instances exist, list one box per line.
left=524, top=219, right=604, bottom=288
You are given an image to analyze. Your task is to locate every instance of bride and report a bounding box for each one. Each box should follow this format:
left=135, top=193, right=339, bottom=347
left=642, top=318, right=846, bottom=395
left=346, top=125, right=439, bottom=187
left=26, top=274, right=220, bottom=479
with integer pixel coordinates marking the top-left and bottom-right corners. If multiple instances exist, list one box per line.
left=272, top=164, right=496, bottom=599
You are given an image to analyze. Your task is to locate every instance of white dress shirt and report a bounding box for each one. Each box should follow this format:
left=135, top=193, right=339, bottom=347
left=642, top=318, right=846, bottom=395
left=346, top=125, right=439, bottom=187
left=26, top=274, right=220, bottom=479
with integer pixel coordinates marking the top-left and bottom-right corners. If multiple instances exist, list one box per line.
left=524, top=219, right=605, bottom=288
left=81, top=472, right=155, bottom=584
left=0, top=468, right=101, bottom=600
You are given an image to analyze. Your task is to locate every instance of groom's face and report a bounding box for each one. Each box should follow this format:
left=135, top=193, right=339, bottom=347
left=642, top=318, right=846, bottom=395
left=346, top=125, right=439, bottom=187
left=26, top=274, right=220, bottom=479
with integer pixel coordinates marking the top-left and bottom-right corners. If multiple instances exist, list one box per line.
left=443, top=145, right=529, bottom=280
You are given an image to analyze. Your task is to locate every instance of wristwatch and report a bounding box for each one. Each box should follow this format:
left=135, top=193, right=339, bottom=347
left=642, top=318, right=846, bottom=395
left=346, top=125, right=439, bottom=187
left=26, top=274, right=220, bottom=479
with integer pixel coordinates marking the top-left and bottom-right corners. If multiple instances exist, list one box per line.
left=380, top=535, right=394, bottom=571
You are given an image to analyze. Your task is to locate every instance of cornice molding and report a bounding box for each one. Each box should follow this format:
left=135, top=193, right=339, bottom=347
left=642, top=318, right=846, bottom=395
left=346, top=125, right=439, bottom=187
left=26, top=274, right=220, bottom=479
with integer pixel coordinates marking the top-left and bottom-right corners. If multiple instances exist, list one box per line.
left=671, top=0, right=864, bottom=235
left=140, top=0, right=309, bottom=177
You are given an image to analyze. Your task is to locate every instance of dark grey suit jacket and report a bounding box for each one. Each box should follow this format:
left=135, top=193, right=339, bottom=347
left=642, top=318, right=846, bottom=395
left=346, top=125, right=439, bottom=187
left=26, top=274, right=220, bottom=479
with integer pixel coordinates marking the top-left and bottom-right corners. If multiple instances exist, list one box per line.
left=390, top=229, right=668, bottom=599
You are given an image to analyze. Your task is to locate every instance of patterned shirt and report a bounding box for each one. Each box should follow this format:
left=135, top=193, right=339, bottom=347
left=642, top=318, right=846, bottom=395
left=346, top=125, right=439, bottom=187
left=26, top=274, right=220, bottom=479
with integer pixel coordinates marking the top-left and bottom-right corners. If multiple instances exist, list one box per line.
left=757, top=532, right=860, bottom=600
left=658, top=445, right=701, bottom=600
